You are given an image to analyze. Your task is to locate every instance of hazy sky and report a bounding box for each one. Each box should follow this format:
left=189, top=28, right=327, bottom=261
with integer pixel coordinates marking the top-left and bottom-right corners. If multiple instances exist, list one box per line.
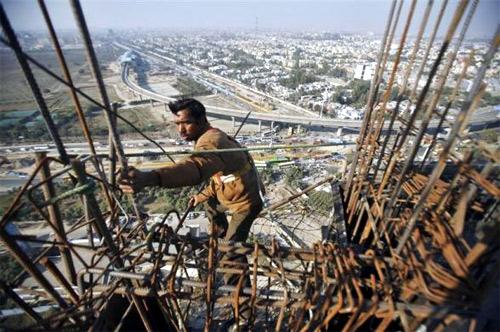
left=2, top=0, right=498, bottom=38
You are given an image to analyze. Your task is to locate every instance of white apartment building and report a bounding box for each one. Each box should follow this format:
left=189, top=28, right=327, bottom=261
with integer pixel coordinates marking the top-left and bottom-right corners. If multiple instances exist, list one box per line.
left=354, top=63, right=376, bottom=81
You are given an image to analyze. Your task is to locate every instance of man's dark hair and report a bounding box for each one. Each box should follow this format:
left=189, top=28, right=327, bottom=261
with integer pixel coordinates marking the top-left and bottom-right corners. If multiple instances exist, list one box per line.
left=168, top=98, right=207, bottom=122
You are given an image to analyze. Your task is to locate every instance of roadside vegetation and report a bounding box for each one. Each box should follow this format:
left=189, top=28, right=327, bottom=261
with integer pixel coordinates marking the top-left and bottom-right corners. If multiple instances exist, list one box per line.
left=0, top=46, right=157, bottom=144
left=174, top=76, right=211, bottom=97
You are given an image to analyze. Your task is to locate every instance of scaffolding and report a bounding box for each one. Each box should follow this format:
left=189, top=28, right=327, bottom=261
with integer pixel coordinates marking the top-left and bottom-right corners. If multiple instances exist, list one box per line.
left=0, top=0, right=499, bottom=330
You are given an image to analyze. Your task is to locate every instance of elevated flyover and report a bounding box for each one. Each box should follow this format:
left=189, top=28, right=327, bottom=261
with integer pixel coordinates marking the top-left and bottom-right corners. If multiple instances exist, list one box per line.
left=118, top=44, right=499, bottom=133
left=122, top=62, right=366, bottom=130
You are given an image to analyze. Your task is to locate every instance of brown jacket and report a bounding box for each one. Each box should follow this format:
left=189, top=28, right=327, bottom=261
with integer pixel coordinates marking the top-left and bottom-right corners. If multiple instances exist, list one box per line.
left=155, top=127, right=262, bottom=213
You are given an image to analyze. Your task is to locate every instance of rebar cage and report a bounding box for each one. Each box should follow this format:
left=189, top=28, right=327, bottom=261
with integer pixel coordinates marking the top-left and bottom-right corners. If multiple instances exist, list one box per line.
left=0, top=0, right=499, bottom=331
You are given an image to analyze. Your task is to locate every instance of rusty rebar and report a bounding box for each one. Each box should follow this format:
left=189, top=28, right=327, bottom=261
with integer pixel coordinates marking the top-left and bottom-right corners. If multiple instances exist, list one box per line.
left=0, top=1, right=498, bottom=331
left=35, top=152, right=77, bottom=284
left=0, top=3, right=69, bottom=164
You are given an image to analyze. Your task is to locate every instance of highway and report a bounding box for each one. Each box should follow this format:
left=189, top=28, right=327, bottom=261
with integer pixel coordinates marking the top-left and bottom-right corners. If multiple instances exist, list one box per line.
left=116, top=42, right=499, bottom=132
left=117, top=42, right=368, bottom=130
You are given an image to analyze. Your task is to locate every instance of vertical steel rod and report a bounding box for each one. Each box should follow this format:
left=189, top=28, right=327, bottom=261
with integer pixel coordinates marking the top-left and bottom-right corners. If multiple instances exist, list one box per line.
left=0, top=3, right=69, bottom=164
left=36, top=152, right=77, bottom=284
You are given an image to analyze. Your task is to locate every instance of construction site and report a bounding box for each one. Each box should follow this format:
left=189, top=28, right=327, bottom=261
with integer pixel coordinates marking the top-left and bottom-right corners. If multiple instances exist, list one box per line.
left=0, top=0, right=499, bottom=331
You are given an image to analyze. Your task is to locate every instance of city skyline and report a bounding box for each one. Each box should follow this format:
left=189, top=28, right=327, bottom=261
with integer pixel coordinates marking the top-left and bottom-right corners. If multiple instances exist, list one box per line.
left=2, top=0, right=498, bottom=38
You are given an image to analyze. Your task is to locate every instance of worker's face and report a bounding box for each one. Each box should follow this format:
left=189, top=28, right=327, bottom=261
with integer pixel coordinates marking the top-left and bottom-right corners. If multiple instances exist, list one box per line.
left=173, top=109, right=205, bottom=141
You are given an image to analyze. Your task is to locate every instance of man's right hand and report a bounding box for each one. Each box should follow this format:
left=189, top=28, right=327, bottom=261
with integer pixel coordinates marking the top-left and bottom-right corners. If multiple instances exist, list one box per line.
left=118, top=167, right=159, bottom=193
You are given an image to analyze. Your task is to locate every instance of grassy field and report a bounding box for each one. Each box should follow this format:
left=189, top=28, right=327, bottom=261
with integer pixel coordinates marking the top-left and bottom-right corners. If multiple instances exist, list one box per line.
left=0, top=45, right=122, bottom=111
left=0, top=45, right=168, bottom=142
left=83, top=106, right=166, bottom=137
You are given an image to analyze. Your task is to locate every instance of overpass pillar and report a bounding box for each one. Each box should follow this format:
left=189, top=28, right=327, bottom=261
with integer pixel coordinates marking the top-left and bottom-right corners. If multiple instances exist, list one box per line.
left=271, top=121, right=275, bottom=131
left=337, top=127, right=343, bottom=137
left=231, top=116, right=235, bottom=128
left=150, top=99, right=154, bottom=108
left=164, top=103, right=168, bottom=113
left=258, top=120, right=262, bottom=133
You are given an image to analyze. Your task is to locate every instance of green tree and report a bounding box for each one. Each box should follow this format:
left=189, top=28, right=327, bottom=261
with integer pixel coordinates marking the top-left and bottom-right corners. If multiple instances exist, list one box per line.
left=350, top=79, right=371, bottom=107
left=285, top=166, right=304, bottom=187
left=308, top=190, right=334, bottom=215
left=292, top=49, right=302, bottom=64
left=316, top=61, right=330, bottom=75
left=331, top=66, right=347, bottom=78
left=479, top=129, right=498, bottom=144
left=281, top=69, right=317, bottom=89
left=481, top=92, right=500, bottom=106
left=0, top=255, right=22, bottom=283
left=259, top=167, right=273, bottom=186
left=0, top=255, right=23, bottom=309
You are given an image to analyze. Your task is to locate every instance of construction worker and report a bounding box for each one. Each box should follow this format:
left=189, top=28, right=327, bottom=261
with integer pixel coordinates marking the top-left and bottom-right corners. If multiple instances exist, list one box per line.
left=119, top=98, right=262, bottom=327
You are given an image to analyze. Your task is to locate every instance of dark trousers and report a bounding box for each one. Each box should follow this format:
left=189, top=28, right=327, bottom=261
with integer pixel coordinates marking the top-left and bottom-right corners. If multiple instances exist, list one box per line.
left=203, top=197, right=262, bottom=320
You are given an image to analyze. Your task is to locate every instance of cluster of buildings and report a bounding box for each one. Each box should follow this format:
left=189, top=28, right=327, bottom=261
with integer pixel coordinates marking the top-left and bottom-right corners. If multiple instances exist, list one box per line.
left=116, top=30, right=499, bottom=119
left=6, top=30, right=499, bottom=119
